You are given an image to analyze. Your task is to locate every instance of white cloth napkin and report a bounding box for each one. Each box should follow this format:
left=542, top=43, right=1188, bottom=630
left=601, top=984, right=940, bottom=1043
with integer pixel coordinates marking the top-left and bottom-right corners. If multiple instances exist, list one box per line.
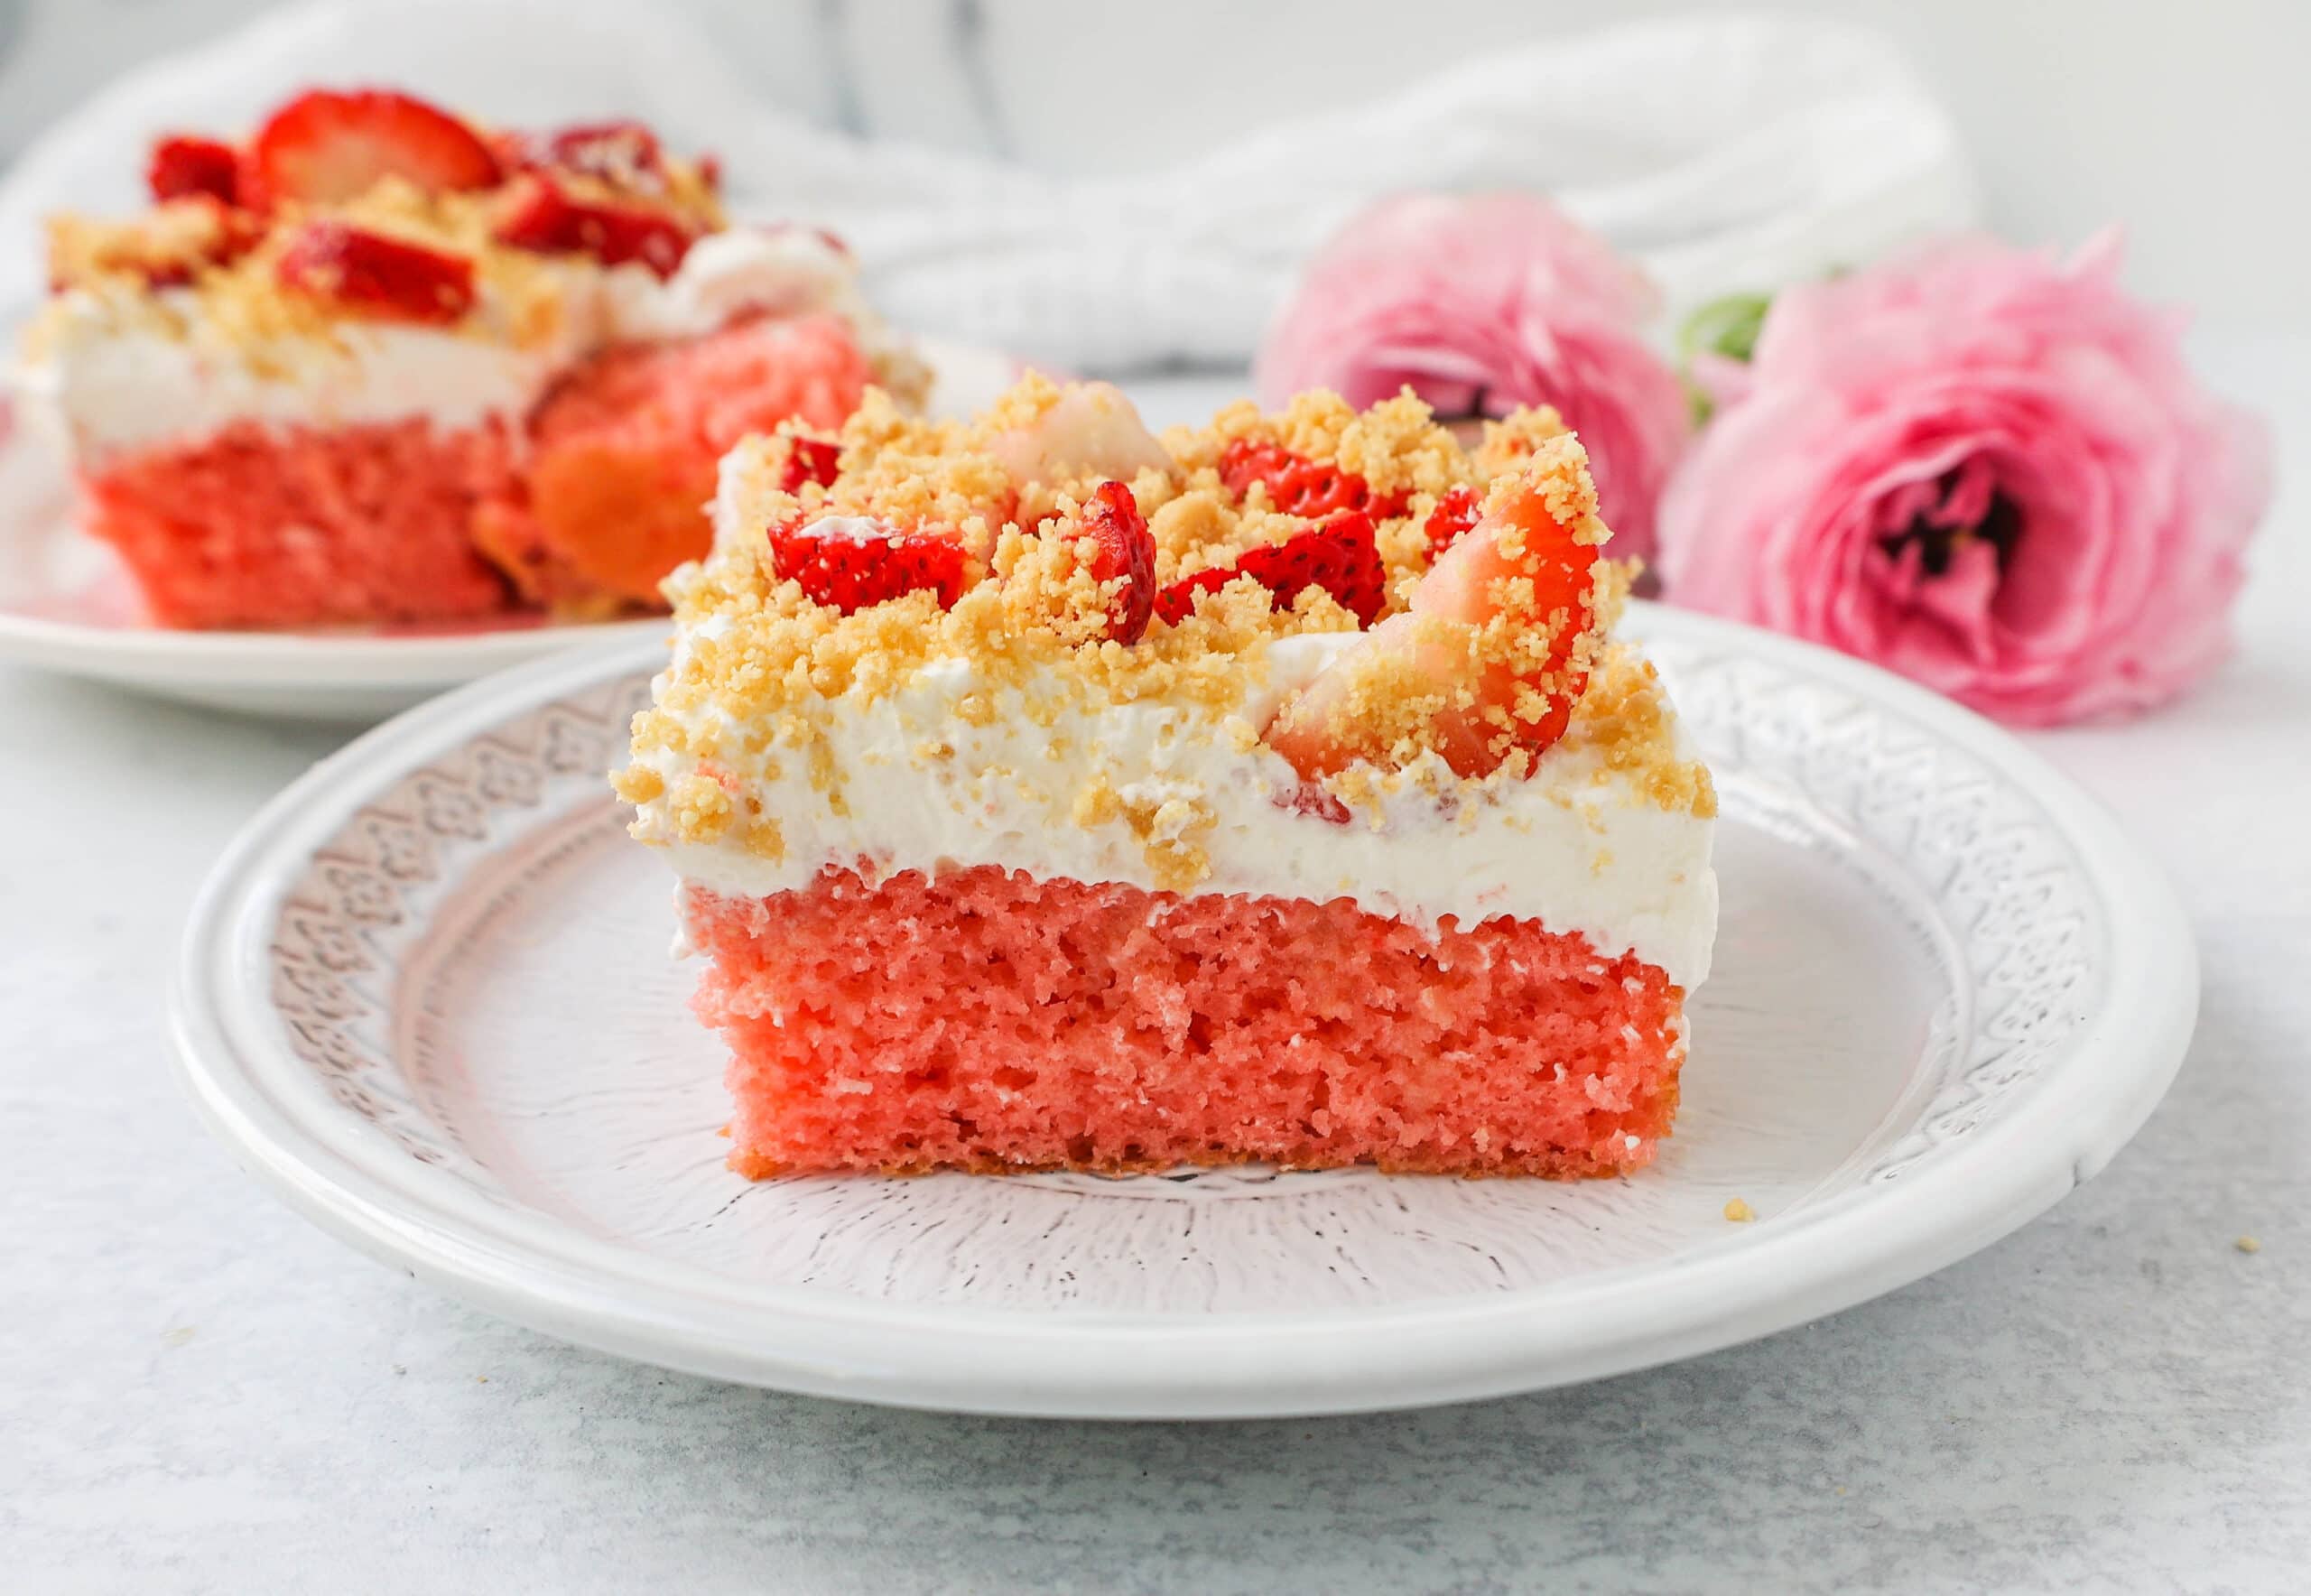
left=0, top=0, right=1977, bottom=372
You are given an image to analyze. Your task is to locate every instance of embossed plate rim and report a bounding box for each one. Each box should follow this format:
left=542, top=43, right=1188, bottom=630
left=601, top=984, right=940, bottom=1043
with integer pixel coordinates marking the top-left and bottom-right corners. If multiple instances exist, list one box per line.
left=170, top=604, right=2198, bottom=1417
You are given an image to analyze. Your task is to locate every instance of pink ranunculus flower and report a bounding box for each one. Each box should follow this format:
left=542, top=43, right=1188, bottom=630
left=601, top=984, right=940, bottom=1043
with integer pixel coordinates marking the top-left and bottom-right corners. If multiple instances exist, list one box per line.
left=1657, top=233, right=2271, bottom=725
left=1256, top=193, right=1691, bottom=563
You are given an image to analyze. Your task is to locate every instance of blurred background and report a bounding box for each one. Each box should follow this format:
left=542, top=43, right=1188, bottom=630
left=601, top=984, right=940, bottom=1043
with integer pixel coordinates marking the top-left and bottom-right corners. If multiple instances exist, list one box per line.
left=1, top=0, right=2303, bottom=332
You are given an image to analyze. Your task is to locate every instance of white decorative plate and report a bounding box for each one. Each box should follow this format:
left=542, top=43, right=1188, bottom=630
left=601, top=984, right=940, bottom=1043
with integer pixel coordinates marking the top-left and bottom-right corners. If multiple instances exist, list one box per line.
left=0, top=337, right=1016, bottom=720
left=172, top=604, right=2195, bottom=1417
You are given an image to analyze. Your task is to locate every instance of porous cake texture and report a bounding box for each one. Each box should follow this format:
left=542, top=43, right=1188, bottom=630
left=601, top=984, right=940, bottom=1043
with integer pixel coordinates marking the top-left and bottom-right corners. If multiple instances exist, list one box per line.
left=690, top=868, right=1684, bottom=1179
left=84, top=417, right=512, bottom=627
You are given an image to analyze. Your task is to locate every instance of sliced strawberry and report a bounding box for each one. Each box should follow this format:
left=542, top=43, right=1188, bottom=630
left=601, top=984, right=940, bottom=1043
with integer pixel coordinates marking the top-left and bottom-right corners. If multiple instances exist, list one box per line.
left=1074, top=480, right=1155, bottom=645
left=245, top=88, right=500, bottom=208
left=147, top=135, right=241, bottom=205
left=1236, top=513, right=1389, bottom=625
left=775, top=434, right=842, bottom=494
left=1155, top=512, right=1387, bottom=628
left=499, top=119, right=667, bottom=191
left=1266, top=447, right=1604, bottom=782
left=1410, top=478, right=1598, bottom=766
left=1423, top=485, right=1480, bottom=558
left=1218, top=438, right=1408, bottom=520
left=697, top=153, right=723, bottom=194
left=768, top=515, right=968, bottom=614
left=492, top=172, right=696, bottom=279
left=274, top=221, right=475, bottom=324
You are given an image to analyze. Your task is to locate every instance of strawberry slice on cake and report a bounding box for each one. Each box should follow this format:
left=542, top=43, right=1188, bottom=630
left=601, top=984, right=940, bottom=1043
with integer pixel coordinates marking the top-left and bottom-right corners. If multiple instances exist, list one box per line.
left=615, top=376, right=1718, bottom=1179
left=15, top=85, right=924, bottom=629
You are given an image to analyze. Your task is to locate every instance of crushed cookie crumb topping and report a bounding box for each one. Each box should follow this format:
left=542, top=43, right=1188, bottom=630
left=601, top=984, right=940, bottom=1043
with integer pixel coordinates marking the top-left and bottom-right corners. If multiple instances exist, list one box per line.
left=31, top=89, right=731, bottom=359
left=619, top=376, right=1713, bottom=893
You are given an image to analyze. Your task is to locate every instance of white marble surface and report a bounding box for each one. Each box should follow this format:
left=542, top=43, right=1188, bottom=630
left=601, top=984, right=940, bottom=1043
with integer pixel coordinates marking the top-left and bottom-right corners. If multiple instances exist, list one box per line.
left=4, top=355, right=2308, bottom=1592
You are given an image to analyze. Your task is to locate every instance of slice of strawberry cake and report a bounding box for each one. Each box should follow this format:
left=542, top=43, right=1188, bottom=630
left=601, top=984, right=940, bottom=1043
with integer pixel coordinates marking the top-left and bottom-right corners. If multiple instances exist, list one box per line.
left=614, top=377, right=1719, bottom=1178
left=14, top=87, right=924, bottom=628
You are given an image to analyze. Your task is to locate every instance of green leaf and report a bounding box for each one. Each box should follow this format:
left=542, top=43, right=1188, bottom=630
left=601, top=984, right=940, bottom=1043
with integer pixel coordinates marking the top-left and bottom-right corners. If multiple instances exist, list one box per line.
left=1678, top=292, right=1772, bottom=366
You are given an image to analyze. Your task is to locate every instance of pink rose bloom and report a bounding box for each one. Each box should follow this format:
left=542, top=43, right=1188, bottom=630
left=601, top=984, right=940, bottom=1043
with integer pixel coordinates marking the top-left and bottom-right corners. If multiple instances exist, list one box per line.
left=1657, top=233, right=2270, bottom=725
left=1256, top=193, right=1690, bottom=563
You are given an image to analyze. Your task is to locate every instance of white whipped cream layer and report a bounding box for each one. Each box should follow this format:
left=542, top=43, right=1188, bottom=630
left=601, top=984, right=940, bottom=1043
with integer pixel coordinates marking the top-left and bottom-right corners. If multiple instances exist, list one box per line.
left=15, top=227, right=879, bottom=459
left=636, top=626, right=1719, bottom=990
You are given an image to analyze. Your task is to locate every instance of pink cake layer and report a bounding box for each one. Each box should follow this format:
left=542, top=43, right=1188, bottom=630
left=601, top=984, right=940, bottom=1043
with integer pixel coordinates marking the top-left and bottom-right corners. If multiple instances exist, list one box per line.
left=79, top=315, right=873, bottom=629
left=683, top=865, right=1688, bottom=1179
left=83, top=415, right=515, bottom=628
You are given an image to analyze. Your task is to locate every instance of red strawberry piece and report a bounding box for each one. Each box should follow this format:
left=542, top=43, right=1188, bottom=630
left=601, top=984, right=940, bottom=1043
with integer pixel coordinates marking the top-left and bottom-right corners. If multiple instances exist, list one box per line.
left=767, top=516, right=968, bottom=614
left=1267, top=457, right=1601, bottom=782
left=1423, top=485, right=1480, bottom=558
left=1154, top=511, right=1388, bottom=628
left=544, top=120, right=665, bottom=187
left=1217, top=438, right=1409, bottom=520
left=1074, top=480, right=1156, bottom=645
left=274, top=221, right=476, bottom=324
left=1270, top=783, right=1351, bottom=825
left=499, top=119, right=667, bottom=191
left=1218, top=439, right=1298, bottom=502
left=1234, top=512, right=1388, bottom=625
left=776, top=435, right=842, bottom=493
left=697, top=153, right=723, bottom=194
left=492, top=172, right=697, bottom=279
left=244, top=88, right=500, bottom=208
left=146, top=135, right=241, bottom=205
